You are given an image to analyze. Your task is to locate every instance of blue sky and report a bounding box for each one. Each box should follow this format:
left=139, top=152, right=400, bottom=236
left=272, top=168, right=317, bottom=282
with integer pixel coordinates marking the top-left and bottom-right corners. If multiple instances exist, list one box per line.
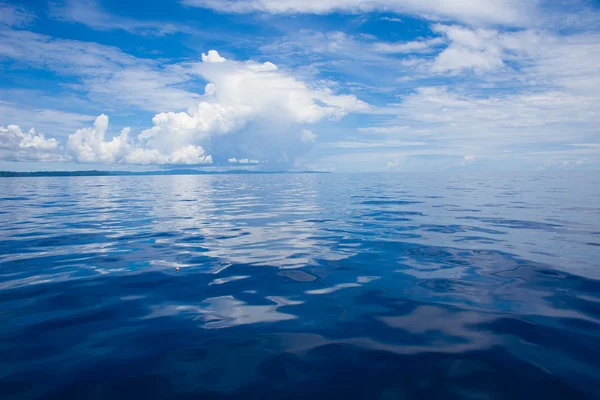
left=1, top=0, right=599, bottom=172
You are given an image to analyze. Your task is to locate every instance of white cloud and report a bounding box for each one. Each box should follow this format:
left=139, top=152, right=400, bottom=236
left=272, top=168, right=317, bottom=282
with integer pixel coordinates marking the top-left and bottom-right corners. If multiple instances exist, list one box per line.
left=139, top=50, right=370, bottom=165
left=301, top=129, right=317, bottom=143
left=323, top=139, right=426, bottom=149
left=184, top=51, right=370, bottom=125
left=247, top=61, right=278, bottom=71
left=461, top=154, right=478, bottom=166
left=4, top=6, right=598, bottom=172
left=0, top=28, right=134, bottom=77
left=182, top=0, right=535, bottom=26
left=0, top=102, right=97, bottom=137
left=358, top=126, right=413, bottom=135
left=0, top=125, right=64, bottom=162
left=262, top=31, right=363, bottom=59
left=0, top=28, right=200, bottom=113
left=0, top=36, right=371, bottom=166
left=387, top=158, right=404, bottom=169
left=67, top=114, right=131, bottom=163
left=393, top=86, right=599, bottom=140
left=431, top=25, right=505, bottom=74
left=345, top=24, right=600, bottom=170
left=85, top=64, right=201, bottom=113
left=137, top=102, right=249, bottom=154
left=258, top=30, right=436, bottom=99
left=571, top=144, right=600, bottom=149
left=374, top=37, right=445, bottom=54
left=348, top=83, right=600, bottom=170
left=66, top=115, right=212, bottom=165
left=427, top=24, right=600, bottom=82
left=50, top=0, right=189, bottom=36
left=125, top=145, right=212, bottom=165
left=228, top=157, right=259, bottom=164
left=381, top=17, right=403, bottom=23
left=202, top=50, right=226, bottom=63
left=0, top=2, right=35, bottom=27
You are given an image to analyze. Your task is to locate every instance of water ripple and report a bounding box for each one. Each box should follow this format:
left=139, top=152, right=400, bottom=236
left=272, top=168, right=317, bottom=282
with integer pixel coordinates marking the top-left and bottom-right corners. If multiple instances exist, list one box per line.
left=0, top=172, right=599, bottom=399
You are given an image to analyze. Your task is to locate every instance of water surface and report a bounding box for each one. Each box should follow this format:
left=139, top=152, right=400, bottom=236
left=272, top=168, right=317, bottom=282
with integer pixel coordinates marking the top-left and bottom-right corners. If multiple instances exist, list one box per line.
left=1, top=172, right=599, bottom=399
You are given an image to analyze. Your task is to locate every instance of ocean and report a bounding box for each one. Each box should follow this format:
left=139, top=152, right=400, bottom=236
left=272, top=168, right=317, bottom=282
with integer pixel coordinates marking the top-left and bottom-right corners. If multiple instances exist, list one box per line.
left=1, top=172, right=599, bottom=399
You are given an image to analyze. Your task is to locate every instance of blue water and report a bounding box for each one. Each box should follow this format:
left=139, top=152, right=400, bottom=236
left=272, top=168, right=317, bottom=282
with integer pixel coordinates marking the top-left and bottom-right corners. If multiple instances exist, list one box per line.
left=1, top=173, right=600, bottom=399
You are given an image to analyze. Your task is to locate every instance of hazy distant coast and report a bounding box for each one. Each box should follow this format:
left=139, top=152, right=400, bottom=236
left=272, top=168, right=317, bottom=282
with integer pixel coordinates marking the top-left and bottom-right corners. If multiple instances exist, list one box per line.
left=0, top=170, right=330, bottom=178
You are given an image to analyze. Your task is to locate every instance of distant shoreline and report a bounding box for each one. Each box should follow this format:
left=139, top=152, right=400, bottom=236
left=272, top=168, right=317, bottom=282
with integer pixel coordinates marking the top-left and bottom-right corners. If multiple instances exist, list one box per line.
left=0, top=170, right=331, bottom=178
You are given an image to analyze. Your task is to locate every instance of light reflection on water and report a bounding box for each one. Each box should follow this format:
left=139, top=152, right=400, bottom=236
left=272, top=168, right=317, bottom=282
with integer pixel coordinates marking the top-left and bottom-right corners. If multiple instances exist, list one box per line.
left=0, top=172, right=599, bottom=399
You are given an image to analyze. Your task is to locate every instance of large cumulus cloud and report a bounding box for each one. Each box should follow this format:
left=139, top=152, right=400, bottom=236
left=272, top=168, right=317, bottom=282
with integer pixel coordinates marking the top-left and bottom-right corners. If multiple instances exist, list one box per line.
left=133, top=50, right=369, bottom=165
left=66, top=114, right=212, bottom=165
left=4, top=50, right=367, bottom=167
left=0, top=125, right=65, bottom=161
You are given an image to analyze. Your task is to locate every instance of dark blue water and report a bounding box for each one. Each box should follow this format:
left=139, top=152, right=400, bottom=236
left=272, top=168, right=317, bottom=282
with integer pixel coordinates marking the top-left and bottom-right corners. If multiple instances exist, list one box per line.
left=1, top=173, right=599, bottom=399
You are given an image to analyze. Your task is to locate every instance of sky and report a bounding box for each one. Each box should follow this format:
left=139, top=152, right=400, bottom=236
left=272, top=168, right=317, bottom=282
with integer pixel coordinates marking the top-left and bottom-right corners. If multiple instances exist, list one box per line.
left=0, top=0, right=599, bottom=172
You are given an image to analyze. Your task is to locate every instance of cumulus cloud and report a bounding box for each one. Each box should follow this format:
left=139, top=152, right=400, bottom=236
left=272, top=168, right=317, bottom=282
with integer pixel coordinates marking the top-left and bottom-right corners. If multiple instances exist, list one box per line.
left=0, top=43, right=373, bottom=166
left=0, top=125, right=64, bottom=161
left=182, top=0, right=535, bottom=26
left=142, top=50, right=370, bottom=165
left=67, top=114, right=130, bottom=163
left=137, top=102, right=248, bottom=153
left=228, top=158, right=259, bottom=164
left=125, top=145, right=212, bottom=165
left=0, top=47, right=369, bottom=167
left=202, top=49, right=226, bottom=63
left=387, top=158, right=404, bottom=169
left=186, top=51, right=370, bottom=123
left=301, top=129, right=317, bottom=143
left=247, top=61, right=278, bottom=72
left=66, top=115, right=212, bottom=165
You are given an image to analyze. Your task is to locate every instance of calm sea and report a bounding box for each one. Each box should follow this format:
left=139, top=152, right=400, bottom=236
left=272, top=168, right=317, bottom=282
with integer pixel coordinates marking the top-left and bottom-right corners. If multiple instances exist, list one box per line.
left=1, top=172, right=599, bottom=399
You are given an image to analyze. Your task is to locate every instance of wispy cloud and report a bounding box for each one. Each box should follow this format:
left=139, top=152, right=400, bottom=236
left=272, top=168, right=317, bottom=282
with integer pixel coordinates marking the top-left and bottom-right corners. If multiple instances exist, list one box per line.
left=182, top=0, right=537, bottom=26
left=380, top=16, right=403, bottom=23
left=0, top=1, right=35, bottom=27
left=322, top=139, right=427, bottom=149
left=50, top=0, right=195, bottom=36
left=373, top=37, right=445, bottom=54
left=0, top=101, right=97, bottom=137
left=0, top=28, right=201, bottom=112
